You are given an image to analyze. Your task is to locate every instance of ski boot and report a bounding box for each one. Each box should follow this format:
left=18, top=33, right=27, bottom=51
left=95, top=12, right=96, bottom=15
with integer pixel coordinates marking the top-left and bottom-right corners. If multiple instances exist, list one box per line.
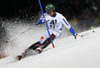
left=17, top=52, right=26, bottom=60
left=17, top=55, right=22, bottom=60
left=35, top=47, right=43, bottom=53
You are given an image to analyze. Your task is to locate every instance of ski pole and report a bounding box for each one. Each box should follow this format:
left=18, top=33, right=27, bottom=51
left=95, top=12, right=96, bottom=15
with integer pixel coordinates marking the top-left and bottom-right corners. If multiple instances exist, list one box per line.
left=38, top=0, right=55, bottom=48
left=81, top=30, right=95, bottom=37
left=5, top=27, right=32, bottom=43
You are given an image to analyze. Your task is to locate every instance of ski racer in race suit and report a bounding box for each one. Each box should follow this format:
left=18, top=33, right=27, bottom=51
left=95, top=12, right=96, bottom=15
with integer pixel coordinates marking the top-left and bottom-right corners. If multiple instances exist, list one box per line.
left=17, top=3, right=79, bottom=60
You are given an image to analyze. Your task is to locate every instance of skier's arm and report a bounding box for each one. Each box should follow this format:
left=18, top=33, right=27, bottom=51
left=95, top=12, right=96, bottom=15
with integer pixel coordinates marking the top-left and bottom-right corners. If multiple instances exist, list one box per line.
left=69, top=27, right=80, bottom=39
left=62, top=17, right=79, bottom=39
left=62, top=18, right=75, bottom=35
left=68, top=26, right=75, bottom=35
left=37, top=14, right=45, bottom=25
left=37, top=13, right=51, bottom=25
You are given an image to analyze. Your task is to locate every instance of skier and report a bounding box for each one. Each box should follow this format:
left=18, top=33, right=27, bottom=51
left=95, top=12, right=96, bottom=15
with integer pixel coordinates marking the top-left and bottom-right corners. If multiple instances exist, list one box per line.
left=17, top=3, right=79, bottom=60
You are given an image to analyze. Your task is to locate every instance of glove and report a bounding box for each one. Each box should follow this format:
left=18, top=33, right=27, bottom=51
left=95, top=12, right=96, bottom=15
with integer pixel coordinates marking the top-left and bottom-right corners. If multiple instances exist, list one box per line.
left=37, top=19, right=44, bottom=24
left=73, top=34, right=80, bottom=39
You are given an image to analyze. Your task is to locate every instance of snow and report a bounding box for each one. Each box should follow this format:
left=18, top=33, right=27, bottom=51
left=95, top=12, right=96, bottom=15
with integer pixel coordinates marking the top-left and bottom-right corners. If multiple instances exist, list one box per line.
left=0, top=26, right=100, bottom=68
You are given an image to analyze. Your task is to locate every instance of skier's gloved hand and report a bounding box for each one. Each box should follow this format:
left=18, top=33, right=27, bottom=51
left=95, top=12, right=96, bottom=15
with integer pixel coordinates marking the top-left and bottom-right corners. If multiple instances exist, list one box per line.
left=73, top=33, right=80, bottom=39
left=37, top=19, right=44, bottom=24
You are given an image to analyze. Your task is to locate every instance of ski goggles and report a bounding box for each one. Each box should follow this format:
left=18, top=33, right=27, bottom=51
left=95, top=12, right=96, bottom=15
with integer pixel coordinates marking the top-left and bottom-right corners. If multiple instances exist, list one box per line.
left=46, top=9, right=54, bottom=14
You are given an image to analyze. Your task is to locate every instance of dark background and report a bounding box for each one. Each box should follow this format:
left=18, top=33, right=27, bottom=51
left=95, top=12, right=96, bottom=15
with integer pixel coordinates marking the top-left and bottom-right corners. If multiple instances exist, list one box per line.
left=0, top=0, right=100, bottom=19
left=0, top=0, right=39, bottom=18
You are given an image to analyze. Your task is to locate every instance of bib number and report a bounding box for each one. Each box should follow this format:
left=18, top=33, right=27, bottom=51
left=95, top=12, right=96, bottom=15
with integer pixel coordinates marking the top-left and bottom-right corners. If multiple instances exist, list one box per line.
left=50, top=20, right=57, bottom=28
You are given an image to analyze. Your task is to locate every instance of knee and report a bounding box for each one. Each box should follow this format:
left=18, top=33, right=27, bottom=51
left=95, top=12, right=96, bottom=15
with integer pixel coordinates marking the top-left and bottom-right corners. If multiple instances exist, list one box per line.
left=29, top=42, right=41, bottom=50
left=51, top=34, right=55, bottom=40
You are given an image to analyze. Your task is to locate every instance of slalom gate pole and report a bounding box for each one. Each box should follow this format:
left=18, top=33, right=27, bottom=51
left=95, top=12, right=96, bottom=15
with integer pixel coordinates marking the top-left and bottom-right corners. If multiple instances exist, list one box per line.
left=5, top=27, right=32, bottom=43
left=38, top=0, right=55, bottom=48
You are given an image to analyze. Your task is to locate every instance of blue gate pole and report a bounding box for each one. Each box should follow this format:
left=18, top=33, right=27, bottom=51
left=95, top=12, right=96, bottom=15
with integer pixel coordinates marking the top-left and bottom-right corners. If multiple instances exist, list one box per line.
left=38, top=0, right=55, bottom=48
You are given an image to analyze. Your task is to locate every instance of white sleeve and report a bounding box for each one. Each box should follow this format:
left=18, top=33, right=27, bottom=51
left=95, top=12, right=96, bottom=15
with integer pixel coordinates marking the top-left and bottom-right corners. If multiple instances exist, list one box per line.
left=61, top=15, right=71, bottom=30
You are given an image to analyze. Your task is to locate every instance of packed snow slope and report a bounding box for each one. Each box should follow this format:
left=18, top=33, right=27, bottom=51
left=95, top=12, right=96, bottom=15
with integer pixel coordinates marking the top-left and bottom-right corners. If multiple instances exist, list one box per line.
left=0, top=27, right=100, bottom=68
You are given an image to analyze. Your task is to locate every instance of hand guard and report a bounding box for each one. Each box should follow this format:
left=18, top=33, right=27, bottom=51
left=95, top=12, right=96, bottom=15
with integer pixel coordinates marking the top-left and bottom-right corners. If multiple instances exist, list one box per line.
left=73, top=34, right=80, bottom=39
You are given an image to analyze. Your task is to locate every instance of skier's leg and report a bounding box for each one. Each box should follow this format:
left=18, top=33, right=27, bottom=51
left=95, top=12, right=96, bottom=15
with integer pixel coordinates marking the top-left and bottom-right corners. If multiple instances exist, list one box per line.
left=29, top=42, right=41, bottom=50
left=23, top=42, right=41, bottom=56
left=17, top=42, right=41, bottom=60
left=28, top=41, right=42, bottom=53
left=36, top=29, right=61, bottom=52
left=35, top=34, right=55, bottom=53
left=17, top=48, right=33, bottom=60
left=41, top=34, right=55, bottom=49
